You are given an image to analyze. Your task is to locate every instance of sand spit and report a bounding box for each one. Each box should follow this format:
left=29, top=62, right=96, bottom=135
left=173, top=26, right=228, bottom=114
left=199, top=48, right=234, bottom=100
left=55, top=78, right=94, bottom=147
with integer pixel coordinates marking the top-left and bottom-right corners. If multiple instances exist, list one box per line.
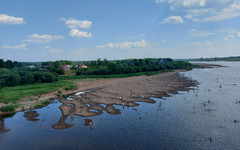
left=191, top=63, right=223, bottom=68
left=51, top=70, right=198, bottom=129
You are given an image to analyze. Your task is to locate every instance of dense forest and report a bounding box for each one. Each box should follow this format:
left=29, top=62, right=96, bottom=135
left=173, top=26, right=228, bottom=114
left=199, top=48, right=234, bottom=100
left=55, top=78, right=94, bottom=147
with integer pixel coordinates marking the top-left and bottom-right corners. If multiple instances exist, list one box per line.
left=0, top=58, right=193, bottom=88
left=190, top=56, right=240, bottom=61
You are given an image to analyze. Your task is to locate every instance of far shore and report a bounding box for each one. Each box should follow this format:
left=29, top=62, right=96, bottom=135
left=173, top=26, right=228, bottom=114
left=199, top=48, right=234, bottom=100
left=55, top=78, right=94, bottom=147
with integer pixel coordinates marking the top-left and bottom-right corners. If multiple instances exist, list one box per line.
left=0, top=63, right=221, bottom=116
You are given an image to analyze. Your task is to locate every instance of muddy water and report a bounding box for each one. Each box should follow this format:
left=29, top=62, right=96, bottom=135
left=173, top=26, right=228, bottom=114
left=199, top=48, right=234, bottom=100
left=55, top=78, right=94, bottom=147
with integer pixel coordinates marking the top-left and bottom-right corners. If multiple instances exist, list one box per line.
left=1, top=62, right=240, bottom=150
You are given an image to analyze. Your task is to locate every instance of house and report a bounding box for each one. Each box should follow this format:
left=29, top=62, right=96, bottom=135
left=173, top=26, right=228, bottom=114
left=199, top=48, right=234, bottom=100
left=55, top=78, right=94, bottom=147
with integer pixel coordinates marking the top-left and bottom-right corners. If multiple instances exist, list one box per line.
left=26, top=65, right=36, bottom=68
left=81, top=65, right=87, bottom=68
left=158, top=59, right=165, bottom=63
left=61, top=64, right=72, bottom=71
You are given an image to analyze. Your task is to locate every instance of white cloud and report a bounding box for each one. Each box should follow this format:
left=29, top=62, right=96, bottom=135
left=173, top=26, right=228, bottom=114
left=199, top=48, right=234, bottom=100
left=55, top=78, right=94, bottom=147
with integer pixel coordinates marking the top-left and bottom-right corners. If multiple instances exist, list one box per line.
left=96, top=39, right=151, bottom=49
left=190, top=29, right=197, bottom=32
left=44, top=46, right=61, bottom=53
left=161, top=16, right=184, bottom=24
left=61, top=18, right=93, bottom=38
left=224, top=34, right=235, bottom=41
left=156, top=0, right=240, bottom=22
left=238, top=32, right=240, bottom=37
left=0, top=14, right=25, bottom=24
left=161, top=39, right=167, bottom=42
left=191, top=30, right=215, bottom=37
left=156, top=0, right=173, bottom=3
left=156, top=0, right=165, bottom=3
left=216, top=27, right=239, bottom=34
left=190, top=41, right=212, bottom=46
left=23, top=33, right=63, bottom=43
left=61, top=18, right=92, bottom=29
left=1, top=43, right=27, bottom=49
left=69, top=29, right=92, bottom=38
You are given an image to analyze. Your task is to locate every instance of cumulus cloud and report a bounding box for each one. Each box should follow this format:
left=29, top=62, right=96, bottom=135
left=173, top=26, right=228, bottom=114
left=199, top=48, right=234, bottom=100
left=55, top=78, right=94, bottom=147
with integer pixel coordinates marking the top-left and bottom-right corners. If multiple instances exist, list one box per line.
left=62, top=18, right=92, bottom=29
left=224, top=34, right=235, bottom=41
left=156, top=0, right=240, bottom=22
left=190, top=41, right=212, bottom=46
left=238, top=32, right=240, bottom=37
left=1, top=43, right=27, bottom=49
left=23, top=33, right=63, bottom=43
left=61, top=18, right=93, bottom=38
left=96, top=39, right=151, bottom=49
left=69, top=29, right=92, bottom=38
left=0, top=14, right=25, bottom=24
left=161, top=16, right=184, bottom=24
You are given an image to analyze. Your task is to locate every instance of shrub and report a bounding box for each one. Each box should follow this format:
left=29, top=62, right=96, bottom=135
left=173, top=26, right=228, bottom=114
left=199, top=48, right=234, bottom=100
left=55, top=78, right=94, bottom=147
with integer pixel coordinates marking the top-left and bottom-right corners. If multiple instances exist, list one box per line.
left=0, top=105, right=16, bottom=112
left=64, top=85, right=78, bottom=90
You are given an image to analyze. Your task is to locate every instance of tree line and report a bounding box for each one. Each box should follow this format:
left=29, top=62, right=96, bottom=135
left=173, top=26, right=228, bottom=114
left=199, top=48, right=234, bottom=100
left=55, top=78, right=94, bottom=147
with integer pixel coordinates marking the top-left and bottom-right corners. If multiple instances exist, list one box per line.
left=191, top=56, right=240, bottom=61
left=76, top=58, right=193, bottom=75
left=0, top=58, right=193, bottom=88
left=0, top=63, right=58, bottom=88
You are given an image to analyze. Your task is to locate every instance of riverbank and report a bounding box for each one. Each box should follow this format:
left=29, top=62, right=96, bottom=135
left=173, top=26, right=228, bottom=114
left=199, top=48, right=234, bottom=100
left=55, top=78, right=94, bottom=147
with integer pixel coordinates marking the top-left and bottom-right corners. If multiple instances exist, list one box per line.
left=0, top=63, right=221, bottom=115
left=0, top=70, right=194, bottom=115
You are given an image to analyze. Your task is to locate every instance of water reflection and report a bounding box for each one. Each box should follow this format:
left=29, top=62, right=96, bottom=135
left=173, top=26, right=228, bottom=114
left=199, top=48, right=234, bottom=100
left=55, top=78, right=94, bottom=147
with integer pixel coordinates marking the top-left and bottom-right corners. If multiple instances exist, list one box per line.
left=52, top=115, right=74, bottom=130
left=84, top=119, right=93, bottom=130
left=23, top=111, right=40, bottom=122
left=0, top=118, right=10, bottom=133
left=52, top=94, right=157, bottom=130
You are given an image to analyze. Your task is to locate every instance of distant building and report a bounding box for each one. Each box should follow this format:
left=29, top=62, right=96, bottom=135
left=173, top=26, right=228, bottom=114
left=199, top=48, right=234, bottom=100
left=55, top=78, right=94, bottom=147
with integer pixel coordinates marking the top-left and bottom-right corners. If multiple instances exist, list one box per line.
left=158, top=59, right=164, bottom=63
left=61, top=65, right=72, bottom=70
left=81, top=65, right=87, bottom=68
left=26, top=65, right=36, bottom=68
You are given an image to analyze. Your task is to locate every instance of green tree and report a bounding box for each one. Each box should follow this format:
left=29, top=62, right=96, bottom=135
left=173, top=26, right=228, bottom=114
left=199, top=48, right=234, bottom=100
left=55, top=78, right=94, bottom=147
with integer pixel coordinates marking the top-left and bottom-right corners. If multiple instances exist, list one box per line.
left=0, top=59, right=5, bottom=68
left=5, top=60, right=14, bottom=68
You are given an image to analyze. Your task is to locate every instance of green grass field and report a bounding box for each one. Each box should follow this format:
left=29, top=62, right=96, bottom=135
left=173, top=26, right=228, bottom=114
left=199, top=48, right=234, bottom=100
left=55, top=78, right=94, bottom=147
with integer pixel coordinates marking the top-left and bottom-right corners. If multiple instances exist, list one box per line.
left=0, top=80, right=73, bottom=103
left=0, top=78, right=96, bottom=104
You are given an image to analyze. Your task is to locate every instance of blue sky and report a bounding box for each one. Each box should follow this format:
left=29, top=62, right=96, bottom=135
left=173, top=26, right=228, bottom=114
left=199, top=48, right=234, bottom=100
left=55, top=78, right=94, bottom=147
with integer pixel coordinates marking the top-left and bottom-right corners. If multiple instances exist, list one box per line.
left=0, top=0, right=240, bottom=61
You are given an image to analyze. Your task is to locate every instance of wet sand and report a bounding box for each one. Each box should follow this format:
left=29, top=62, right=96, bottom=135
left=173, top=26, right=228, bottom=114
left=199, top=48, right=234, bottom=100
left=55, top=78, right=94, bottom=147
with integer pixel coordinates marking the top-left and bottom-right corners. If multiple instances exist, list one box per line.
left=15, top=70, right=197, bottom=112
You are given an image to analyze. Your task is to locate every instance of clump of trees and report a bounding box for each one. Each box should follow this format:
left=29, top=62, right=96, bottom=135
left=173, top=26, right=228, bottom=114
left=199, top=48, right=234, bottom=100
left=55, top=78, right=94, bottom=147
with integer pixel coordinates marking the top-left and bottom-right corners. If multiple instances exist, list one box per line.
left=0, top=59, right=58, bottom=88
left=0, top=68, right=58, bottom=87
left=41, top=60, right=72, bottom=75
left=76, top=58, right=193, bottom=75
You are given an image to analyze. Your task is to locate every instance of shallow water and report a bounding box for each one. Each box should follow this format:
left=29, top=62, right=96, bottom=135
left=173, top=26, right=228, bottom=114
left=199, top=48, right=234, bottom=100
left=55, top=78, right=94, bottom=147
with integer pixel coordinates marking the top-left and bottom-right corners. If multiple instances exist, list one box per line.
left=1, top=62, right=240, bottom=150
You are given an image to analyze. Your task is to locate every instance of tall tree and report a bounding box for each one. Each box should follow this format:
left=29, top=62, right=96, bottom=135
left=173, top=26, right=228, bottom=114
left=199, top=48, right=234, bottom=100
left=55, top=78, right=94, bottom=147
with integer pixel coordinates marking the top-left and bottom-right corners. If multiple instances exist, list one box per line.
left=0, top=59, right=5, bottom=68
left=5, top=60, right=14, bottom=68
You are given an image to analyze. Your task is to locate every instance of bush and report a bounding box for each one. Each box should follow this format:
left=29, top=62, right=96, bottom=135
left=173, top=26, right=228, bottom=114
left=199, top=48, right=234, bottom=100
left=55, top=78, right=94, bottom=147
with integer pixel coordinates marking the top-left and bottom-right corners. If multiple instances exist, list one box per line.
left=52, top=68, right=65, bottom=75
left=0, top=105, right=16, bottom=112
left=64, top=85, right=78, bottom=90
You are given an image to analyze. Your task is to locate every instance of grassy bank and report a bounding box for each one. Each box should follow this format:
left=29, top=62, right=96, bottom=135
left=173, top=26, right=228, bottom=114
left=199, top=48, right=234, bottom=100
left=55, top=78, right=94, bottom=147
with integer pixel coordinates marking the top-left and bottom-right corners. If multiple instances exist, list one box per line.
left=0, top=79, right=87, bottom=104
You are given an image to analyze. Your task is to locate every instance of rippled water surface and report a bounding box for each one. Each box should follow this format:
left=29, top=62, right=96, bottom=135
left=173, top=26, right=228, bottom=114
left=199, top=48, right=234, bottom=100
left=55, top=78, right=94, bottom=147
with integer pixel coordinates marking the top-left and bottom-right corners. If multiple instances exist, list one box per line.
left=1, top=62, right=240, bottom=150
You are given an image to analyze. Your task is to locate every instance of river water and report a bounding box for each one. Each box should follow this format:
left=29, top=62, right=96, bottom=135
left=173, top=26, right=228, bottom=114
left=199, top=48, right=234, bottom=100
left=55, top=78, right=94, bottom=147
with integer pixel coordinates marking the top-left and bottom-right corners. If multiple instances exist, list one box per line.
left=0, top=62, right=240, bottom=150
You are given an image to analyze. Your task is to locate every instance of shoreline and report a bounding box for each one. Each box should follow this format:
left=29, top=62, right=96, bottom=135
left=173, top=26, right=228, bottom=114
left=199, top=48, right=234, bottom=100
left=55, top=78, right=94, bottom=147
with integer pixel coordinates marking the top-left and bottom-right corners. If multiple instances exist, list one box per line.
left=0, top=70, right=194, bottom=116
left=0, top=63, right=220, bottom=116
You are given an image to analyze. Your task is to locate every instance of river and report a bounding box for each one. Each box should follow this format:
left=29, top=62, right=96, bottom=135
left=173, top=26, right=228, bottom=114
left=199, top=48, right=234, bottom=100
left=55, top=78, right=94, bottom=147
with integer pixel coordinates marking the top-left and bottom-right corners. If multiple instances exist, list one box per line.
left=0, top=62, right=240, bottom=150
